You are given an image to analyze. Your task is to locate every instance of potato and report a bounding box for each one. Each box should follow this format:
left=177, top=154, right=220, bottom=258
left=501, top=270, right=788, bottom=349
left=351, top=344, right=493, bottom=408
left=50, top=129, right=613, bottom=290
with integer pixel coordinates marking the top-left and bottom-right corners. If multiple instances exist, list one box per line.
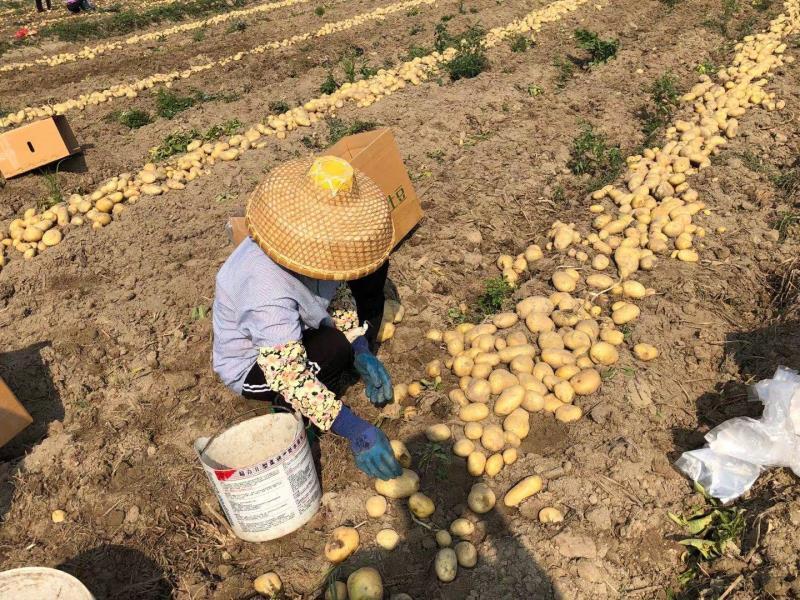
left=570, top=369, right=602, bottom=395
left=460, top=403, right=489, bottom=422
left=518, top=373, right=548, bottom=394
left=538, top=331, right=564, bottom=350
left=467, top=482, right=496, bottom=514
left=538, top=507, right=564, bottom=523
left=502, top=447, right=518, bottom=465
left=497, top=254, right=514, bottom=270
left=449, top=388, right=468, bottom=407
left=464, top=323, right=496, bottom=344
left=555, top=365, right=581, bottom=380
left=612, top=302, right=640, bottom=325
left=325, top=581, right=348, bottom=600
left=42, top=229, right=62, bottom=247
left=454, top=541, right=478, bottom=568
left=426, top=360, right=442, bottom=378
left=425, top=328, right=444, bottom=342
left=555, top=404, right=582, bottom=423
left=509, top=354, right=534, bottom=375
left=543, top=395, right=563, bottom=413
left=485, top=453, right=504, bottom=477
left=493, top=312, right=519, bottom=329
left=622, top=280, right=647, bottom=299
left=503, top=408, right=530, bottom=439
left=495, top=337, right=507, bottom=351
left=347, top=567, right=383, bottom=600
left=575, top=319, right=600, bottom=340
left=453, top=438, right=475, bottom=457
left=409, top=492, right=435, bottom=519
left=542, top=374, right=561, bottom=391
left=506, top=331, right=529, bottom=346
left=436, top=529, right=452, bottom=547
left=443, top=330, right=463, bottom=345
left=447, top=338, right=464, bottom=356
left=494, top=384, right=525, bottom=415
left=467, top=451, right=486, bottom=476
left=459, top=376, right=472, bottom=391
left=390, top=440, right=412, bottom=468
left=425, top=424, right=451, bottom=442
left=393, top=383, right=409, bottom=404
left=503, top=475, right=543, bottom=507
left=464, top=422, right=483, bottom=440
left=474, top=352, right=501, bottom=366
left=408, top=382, right=423, bottom=398
left=489, top=369, right=518, bottom=394
left=435, top=548, right=458, bottom=582
left=600, top=328, right=625, bottom=345
left=450, top=518, right=475, bottom=537
left=562, top=330, right=591, bottom=351
left=366, top=495, right=387, bottom=518
left=592, top=254, right=610, bottom=270
left=504, top=431, right=521, bottom=448
left=498, top=344, right=536, bottom=363
left=375, top=469, right=419, bottom=499
left=517, top=296, right=553, bottom=318
left=634, top=343, right=659, bottom=361
left=472, top=333, right=496, bottom=353
left=452, top=355, right=474, bottom=377
left=325, top=527, right=360, bottom=563
left=586, top=273, right=615, bottom=289
left=481, top=425, right=505, bottom=453
left=553, top=381, right=575, bottom=404
left=614, top=246, right=641, bottom=279
left=541, top=349, right=576, bottom=369
left=521, top=391, right=544, bottom=412
left=552, top=271, right=577, bottom=292
left=376, top=529, right=400, bottom=550
left=525, top=313, right=555, bottom=334
left=589, top=342, right=619, bottom=366
left=254, top=572, right=283, bottom=598
left=471, top=362, right=493, bottom=380
left=466, top=379, right=491, bottom=403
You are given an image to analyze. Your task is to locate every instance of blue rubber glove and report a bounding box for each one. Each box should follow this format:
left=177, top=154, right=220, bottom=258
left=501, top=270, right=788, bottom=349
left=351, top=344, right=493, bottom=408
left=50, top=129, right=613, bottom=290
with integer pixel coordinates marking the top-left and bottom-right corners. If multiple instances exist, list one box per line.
left=352, top=336, right=393, bottom=407
left=331, top=406, right=403, bottom=480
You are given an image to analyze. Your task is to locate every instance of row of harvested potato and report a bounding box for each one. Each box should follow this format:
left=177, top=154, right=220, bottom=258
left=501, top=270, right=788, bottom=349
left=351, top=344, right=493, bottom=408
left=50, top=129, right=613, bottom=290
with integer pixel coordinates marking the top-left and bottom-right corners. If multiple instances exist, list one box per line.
left=1, top=0, right=316, bottom=74
left=3, top=0, right=597, bottom=268
left=0, top=0, right=438, bottom=128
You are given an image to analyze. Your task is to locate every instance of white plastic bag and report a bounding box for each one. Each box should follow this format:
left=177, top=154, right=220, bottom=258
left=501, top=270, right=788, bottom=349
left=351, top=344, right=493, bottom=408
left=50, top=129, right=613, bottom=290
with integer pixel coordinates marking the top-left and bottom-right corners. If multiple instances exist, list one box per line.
left=675, top=366, right=800, bottom=503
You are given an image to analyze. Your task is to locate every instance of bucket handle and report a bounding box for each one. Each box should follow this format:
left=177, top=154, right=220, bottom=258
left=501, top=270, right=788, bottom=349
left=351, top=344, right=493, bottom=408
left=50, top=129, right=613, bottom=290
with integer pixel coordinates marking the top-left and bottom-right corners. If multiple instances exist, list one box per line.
left=198, top=406, right=295, bottom=457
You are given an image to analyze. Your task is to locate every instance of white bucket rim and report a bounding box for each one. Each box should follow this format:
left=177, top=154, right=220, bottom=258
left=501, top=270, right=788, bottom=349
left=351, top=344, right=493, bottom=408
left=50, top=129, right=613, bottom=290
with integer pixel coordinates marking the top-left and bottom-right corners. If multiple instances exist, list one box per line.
left=0, top=567, right=94, bottom=599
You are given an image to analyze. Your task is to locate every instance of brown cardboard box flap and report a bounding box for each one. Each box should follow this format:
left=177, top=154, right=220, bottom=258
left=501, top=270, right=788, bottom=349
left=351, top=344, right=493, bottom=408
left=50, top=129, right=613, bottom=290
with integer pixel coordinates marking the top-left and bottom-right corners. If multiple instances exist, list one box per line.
left=0, top=116, right=82, bottom=179
left=0, top=377, right=33, bottom=449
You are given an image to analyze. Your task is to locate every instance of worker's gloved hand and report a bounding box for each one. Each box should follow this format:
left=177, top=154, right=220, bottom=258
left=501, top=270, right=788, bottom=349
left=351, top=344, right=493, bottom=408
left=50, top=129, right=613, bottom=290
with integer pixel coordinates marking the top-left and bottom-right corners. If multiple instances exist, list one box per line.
left=352, top=336, right=393, bottom=407
left=331, top=406, right=402, bottom=480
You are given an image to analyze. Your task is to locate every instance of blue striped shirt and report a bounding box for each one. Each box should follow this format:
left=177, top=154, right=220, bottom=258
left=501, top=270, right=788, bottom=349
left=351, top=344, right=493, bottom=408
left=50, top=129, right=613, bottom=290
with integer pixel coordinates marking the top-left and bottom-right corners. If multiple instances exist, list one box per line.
left=212, top=238, right=339, bottom=394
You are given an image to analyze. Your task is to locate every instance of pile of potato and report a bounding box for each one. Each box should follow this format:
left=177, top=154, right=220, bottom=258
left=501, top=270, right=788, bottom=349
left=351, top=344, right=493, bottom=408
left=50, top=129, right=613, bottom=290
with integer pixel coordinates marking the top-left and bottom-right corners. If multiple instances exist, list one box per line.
left=0, top=0, right=438, bottom=128
left=0, top=0, right=314, bottom=75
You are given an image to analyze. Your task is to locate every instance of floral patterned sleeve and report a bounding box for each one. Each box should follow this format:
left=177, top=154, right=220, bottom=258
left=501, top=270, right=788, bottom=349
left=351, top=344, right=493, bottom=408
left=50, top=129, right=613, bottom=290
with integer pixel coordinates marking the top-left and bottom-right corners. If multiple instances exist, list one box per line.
left=329, top=285, right=366, bottom=342
left=257, top=341, right=342, bottom=431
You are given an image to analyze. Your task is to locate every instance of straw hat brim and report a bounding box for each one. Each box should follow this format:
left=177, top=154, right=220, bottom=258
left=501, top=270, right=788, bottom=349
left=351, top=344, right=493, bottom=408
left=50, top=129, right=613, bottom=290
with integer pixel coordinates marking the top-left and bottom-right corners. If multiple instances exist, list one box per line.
left=246, top=157, right=394, bottom=281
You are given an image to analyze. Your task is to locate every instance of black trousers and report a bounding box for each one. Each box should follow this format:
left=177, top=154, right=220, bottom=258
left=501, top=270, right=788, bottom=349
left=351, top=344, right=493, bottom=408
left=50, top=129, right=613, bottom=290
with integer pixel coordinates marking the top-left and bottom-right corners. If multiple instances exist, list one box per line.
left=35, top=0, right=51, bottom=10
left=241, top=326, right=354, bottom=403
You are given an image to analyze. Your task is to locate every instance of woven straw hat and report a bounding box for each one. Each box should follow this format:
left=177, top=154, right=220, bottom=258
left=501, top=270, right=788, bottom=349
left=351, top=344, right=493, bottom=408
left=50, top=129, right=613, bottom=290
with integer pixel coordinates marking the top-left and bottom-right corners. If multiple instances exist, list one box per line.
left=246, top=156, right=394, bottom=281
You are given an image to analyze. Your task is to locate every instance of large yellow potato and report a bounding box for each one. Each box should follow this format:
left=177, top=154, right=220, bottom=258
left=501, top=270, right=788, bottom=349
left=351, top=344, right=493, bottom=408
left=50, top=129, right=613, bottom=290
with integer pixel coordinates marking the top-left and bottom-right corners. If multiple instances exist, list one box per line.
left=504, top=431, right=521, bottom=448
left=489, top=369, right=519, bottom=394
left=494, top=384, right=525, bottom=415
left=575, top=319, right=600, bottom=340
left=539, top=507, right=564, bottom=523
left=555, top=364, right=581, bottom=380
left=521, top=391, right=545, bottom=412
left=390, top=440, right=412, bottom=468
left=518, top=373, right=548, bottom=394
left=376, top=528, right=400, bottom=550
left=425, top=424, right=451, bottom=442
left=325, top=527, right=360, bottom=563
left=435, top=548, right=458, bottom=582
left=455, top=541, right=478, bottom=568
left=634, top=343, right=659, bottom=361
left=612, top=303, right=640, bottom=325
left=347, top=567, right=383, bottom=600
left=466, top=379, right=491, bottom=403
left=453, top=438, right=475, bottom=457
left=471, top=362, right=493, bottom=380
left=503, top=408, right=530, bottom=439
left=324, top=581, right=348, bottom=600
left=409, top=492, right=435, bottom=519
left=552, top=271, right=577, bottom=292
left=464, top=422, right=483, bottom=440
left=467, top=451, right=486, bottom=476
left=589, top=342, right=619, bottom=365
left=570, top=369, right=601, bottom=395
left=254, top=572, right=283, bottom=598
left=460, top=403, right=489, bottom=422
left=450, top=518, right=475, bottom=537
left=474, top=352, right=501, bottom=366
left=484, top=453, right=504, bottom=478
left=498, top=344, right=536, bottom=363
left=541, top=349, right=576, bottom=368
left=449, top=388, right=468, bottom=407
left=555, top=404, right=582, bottom=423
left=436, top=530, right=452, bottom=547
left=562, top=329, right=591, bottom=351
left=553, top=381, right=575, bottom=404
left=505, top=331, right=529, bottom=347
left=452, top=355, right=475, bottom=377
left=510, top=355, right=534, bottom=375
left=480, top=424, right=505, bottom=453
left=374, top=469, right=419, bottom=499
left=503, top=475, right=543, bottom=507
left=366, top=495, right=387, bottom=518
left=493, top=312, right=519, bottom=329
left=502, top=447, right=518, bottom=465
left=467, top=482, right=496, bottom=514
left=525, top=312, right=555, bottom=334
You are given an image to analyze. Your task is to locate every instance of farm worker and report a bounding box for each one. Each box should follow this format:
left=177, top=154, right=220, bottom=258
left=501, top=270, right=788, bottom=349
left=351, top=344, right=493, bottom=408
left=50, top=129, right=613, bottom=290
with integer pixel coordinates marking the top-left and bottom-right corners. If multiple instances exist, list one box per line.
left=212, top=155, right=403, bottom=481
left=65, top=0, right=94, bottom=13
left=35, top=0, right=52, bottom=12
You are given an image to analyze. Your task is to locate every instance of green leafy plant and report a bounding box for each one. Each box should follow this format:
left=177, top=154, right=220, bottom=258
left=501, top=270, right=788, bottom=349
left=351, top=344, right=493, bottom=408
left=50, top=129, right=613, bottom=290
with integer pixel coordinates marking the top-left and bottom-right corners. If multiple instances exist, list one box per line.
left=113, top=109, right=152, bottom=129
left=150, top=119, right=241, bottom=161
left=319, top=71, right=340, bottom=95
left=39, top=169, right=64, bottom=211
left=553, top=56, right=575, bottom=87
left=639, top=73, right=680, bottom=143
left=410, top=24, right=424, bottom=35
left=509, top=33, right=531, bottom=52
left=702, top=0, right=741, bottom=37
left=326, top=118, right=378, bottom=145
left=192, top=27, right=206, bottom=42
left=418, top=442, right=451, bottom=480
left=314, top=5, right=325, bottom=16
left=406, top=45, right=431, bottom=60
left=190, top=305, right=209, bottom=320
left=225, top=20, right=247, bottom=33
left=268, top=100, right=290, bottom=114
left=155, top=89, right=197, bottom=119
left=478, top=277, right=512, bottom=314
left=694, top=60, right=717, bottom=75
left=574, top=29, right=619, bottom=66
left=568, top=123, right=624, bottom=188
left=435, top=23, right=488, bottom=81
left=526, top=83, right=544, bottom=96
left=774, top=211, right=800, bottom=241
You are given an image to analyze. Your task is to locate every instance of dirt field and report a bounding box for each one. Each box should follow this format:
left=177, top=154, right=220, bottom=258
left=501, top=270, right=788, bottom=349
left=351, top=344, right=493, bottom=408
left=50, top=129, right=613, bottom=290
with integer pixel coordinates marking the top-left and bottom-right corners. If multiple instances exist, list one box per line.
left=1, top=0, right=799, bottom=597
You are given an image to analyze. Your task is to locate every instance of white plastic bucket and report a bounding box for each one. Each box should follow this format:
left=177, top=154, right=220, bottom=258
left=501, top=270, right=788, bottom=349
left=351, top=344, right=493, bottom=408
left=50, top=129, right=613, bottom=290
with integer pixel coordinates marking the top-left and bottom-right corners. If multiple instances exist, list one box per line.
left=0, top=567, right=94, bottom=599
left=195, top=411, right=322, bottom=542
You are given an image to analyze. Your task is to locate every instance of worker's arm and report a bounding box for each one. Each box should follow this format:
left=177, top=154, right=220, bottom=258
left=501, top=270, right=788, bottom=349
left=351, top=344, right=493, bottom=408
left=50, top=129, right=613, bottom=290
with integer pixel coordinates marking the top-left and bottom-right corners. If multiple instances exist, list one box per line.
left=347, top=261, right=389, bottom=350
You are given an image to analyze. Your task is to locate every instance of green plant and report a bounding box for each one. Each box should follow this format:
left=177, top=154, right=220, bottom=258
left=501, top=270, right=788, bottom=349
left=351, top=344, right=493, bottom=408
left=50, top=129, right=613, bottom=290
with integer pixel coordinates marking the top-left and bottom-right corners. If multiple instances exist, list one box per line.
left=574, top=29, right=619, bottom=66
left=225, top=20, right=247, bottom=33
left=435, top=23, right=488, bottom=81
left=568, top=123, right=624, bottom=188
left=668, top=484, right=746, bottom=585
left=155, top=88, right=197, bottom=119
left=774, top=211, right=800, bottom=241
left=639, top=73, right=680, bottom=143
left=694, top=60, right=717, bottom=74
left=553, top=56, right=574, bottom=87
left=773, top=166, right=800, bottom=199
left=326, top=118, right=378, bottom=145
left=458, top=0, right=467, bottom=13
left=702, top=0, right=741, bottom=36
left=406, top=45, right=430, bottom=60
left=526, top=83, right=544, bottom=96
left=268, top=100, right=290, bottom=114
left=410, top=24, right=423, bottom=35
left=190, top=305, right=209, bottom=320
left=40, top=169, right=64, bottom=211
left=301, top=135, right=323, bottom=149
left=150, top=119, right=241, bottom=161
left=752, top=0, right=772, bottom=10
left=360, top=63, right=378, bottom=79
left=192, top=27, right=206, bottom=42
left=341, top=52, right=357, bottom=83
left=113, top=109, right=152, bottom=129
left=659, top=0, right=682, bottom=7
left=320, top=71, right=339, bottom=95
left=553, top=185, right=566, bottom=203
left=418, top=442, right=450, bottom=480
left=314, top=5, right=325, bottom=16
left=509, top=33, right=531, bottom=52
left=478, top=277, right=512, bottom=314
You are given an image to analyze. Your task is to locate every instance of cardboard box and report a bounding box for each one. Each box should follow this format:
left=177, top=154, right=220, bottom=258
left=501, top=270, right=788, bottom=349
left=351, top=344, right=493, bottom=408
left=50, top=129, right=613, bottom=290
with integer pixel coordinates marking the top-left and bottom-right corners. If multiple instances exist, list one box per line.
left=0, top=116, right=82, bottom=179
left=229, top=128, right=422, bottom=247
left=0, top=377, right=33, bottom=449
